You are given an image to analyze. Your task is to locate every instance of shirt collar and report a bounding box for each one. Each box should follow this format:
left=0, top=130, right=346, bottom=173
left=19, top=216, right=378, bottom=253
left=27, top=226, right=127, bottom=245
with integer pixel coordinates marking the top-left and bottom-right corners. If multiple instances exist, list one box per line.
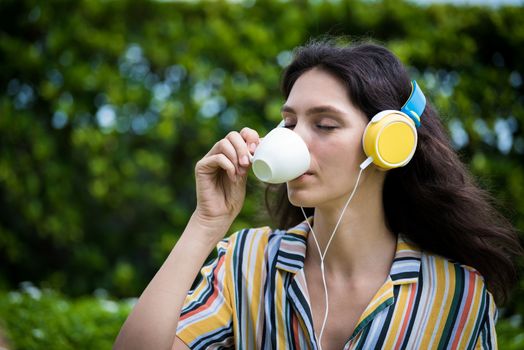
left=275, top=219, right=310, bottom=273
left=275, top=218, right=422, bottom=285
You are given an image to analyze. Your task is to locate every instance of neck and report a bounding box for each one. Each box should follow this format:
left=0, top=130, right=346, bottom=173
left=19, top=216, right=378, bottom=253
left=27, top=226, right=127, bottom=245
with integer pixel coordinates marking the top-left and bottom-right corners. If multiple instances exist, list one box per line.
left=306, top=173, right=396, bottom=278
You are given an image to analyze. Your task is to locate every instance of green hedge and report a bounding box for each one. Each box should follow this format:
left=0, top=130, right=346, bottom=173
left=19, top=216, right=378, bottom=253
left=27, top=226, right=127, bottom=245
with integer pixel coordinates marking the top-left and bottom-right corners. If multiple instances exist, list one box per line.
left=0, top=284, right=133, bottom=349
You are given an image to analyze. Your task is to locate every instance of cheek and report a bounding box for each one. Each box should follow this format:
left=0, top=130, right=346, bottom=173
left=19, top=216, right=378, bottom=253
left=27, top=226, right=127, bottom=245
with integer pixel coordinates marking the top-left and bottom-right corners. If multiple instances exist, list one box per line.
left=314, top=135, right=365, bottom=170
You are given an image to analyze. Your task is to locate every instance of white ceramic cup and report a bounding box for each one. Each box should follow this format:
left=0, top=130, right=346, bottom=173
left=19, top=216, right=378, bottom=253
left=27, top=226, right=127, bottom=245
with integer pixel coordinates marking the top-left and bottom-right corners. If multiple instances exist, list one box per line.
left=249, top=127, right=310, bottom=184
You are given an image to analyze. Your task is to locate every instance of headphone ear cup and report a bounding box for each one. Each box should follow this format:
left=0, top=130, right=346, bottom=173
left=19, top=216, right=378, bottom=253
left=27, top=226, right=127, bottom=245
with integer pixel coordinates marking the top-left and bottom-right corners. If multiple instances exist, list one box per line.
left=362, top=111, right=418, bottom=170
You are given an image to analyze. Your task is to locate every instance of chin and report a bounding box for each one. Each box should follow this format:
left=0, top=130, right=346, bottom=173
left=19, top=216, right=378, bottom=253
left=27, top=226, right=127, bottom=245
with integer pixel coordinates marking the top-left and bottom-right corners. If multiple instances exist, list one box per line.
left=286, top=187, right=320, bottom=207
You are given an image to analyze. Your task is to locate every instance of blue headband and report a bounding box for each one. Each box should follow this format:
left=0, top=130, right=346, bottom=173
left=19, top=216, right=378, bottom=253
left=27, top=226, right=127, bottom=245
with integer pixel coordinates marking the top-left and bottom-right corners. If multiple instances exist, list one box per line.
left=400, top=80, right=426, bottom=127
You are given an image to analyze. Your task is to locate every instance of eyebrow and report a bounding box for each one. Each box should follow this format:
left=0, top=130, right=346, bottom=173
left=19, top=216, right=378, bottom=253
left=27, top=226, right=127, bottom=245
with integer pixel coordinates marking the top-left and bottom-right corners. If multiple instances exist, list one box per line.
left=280, top=105, right=346, bottom=116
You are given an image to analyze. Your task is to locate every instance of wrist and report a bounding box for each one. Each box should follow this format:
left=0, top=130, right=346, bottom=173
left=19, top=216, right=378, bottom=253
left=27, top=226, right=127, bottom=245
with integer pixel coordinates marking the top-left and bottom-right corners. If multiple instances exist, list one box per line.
left=186, top=211, right=234, bottom=246
left=191, top=209, right=235, bottom=230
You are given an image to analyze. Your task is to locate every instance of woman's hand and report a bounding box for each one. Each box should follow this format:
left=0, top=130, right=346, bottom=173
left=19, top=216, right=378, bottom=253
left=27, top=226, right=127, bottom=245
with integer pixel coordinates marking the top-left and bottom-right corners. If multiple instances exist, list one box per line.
left=193, top=127, right=260, bottom=237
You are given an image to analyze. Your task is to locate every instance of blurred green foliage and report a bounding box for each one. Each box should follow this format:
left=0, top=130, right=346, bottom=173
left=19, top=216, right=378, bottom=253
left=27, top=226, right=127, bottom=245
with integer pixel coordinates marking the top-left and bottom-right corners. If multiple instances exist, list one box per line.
left=1, top=0, right=524, bottom=346
left=0, top=284, right=133, bottom=349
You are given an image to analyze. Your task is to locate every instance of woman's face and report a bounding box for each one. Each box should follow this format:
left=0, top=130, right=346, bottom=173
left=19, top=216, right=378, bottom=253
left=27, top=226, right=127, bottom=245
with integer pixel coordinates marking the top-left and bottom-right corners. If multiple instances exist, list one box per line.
left=282, top=68, right=373, bottom=209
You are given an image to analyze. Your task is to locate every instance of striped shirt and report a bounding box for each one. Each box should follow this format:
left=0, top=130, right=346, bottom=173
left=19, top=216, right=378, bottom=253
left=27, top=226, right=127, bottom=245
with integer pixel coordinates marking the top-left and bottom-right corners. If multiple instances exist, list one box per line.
left=176, top=219, right=498, bottom=349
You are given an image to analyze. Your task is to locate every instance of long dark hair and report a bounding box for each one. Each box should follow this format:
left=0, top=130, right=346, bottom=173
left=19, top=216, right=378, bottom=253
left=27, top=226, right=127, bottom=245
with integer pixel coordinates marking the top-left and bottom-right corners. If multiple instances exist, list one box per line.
left=265, top=39, right=523, bottom=305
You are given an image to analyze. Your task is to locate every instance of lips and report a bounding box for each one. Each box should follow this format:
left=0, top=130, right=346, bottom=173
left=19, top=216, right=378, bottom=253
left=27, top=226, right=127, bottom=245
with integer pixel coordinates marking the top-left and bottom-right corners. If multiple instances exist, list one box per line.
left=289, top=170, right=314, bottom=182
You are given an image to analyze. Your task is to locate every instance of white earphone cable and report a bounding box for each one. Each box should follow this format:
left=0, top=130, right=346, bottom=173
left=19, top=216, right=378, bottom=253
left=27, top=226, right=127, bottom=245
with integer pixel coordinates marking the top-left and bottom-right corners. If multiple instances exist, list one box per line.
left=300, top=163, right=367, bottom=350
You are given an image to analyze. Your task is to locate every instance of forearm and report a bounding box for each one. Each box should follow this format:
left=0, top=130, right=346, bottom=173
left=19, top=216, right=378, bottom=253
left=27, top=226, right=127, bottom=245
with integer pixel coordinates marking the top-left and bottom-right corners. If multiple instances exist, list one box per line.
left=114, top=214, right=230, bottom=350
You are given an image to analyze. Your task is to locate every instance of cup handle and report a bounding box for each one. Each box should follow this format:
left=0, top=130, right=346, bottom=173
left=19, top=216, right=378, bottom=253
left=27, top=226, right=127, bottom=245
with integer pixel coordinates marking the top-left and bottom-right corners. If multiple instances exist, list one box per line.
left=248, top=136, right=265, bottom=163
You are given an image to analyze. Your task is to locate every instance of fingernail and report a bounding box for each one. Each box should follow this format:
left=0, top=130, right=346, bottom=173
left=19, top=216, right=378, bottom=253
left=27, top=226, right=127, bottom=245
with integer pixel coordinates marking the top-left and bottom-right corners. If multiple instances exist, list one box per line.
left=249, top=143, right=256, bottom=152
left=241, top=155, right=249, bottom=166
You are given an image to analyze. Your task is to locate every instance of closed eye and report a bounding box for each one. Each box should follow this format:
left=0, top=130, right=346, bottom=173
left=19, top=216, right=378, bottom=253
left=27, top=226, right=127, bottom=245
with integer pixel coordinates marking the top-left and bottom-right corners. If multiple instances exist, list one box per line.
left=316, top=125, right=337, bottom=130
left=284, top=124, right=338, bottom=130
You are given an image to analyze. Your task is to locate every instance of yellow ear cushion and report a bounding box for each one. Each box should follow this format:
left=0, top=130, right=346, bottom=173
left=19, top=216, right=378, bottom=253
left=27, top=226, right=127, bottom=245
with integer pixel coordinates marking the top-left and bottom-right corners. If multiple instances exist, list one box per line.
left=363, top=112, right=417, bottom=170
left=378, top=122, right=415, bottom=164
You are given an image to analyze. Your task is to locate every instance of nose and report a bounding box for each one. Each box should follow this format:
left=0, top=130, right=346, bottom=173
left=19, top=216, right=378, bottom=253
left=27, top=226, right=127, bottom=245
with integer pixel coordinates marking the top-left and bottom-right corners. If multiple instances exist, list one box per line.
left=290, top=121, right=312, bottom=149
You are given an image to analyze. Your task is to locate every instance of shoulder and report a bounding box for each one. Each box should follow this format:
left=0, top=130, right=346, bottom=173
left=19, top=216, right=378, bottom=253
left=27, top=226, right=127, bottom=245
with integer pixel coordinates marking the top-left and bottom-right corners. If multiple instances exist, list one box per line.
left=421, top=250, right=487, bottom=288
left=218, top=225, right=286, bottom=261
left=222, top=225, right=280, bottom=248
left=420, top=250, right=496, bottom=315
left=216, top=226, right=289, bottom=288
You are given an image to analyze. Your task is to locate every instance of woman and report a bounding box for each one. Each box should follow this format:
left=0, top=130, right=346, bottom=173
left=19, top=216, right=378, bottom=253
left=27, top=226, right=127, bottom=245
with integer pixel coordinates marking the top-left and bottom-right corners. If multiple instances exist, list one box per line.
left=115, top=40, right=522, bottom=349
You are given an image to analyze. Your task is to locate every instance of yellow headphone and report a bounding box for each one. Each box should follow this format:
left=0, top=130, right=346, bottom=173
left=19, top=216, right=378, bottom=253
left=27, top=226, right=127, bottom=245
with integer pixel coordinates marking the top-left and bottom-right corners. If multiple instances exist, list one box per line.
left=361, top=80, right=426, bottom=170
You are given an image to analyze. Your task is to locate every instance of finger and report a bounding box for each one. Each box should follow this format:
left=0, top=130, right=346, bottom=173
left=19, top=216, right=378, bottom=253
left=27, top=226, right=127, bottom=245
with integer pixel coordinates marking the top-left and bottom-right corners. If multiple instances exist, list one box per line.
left=226, top=131, right=251, bottom=169
left=197, top=153, right=237, bottom=182
left=207, top=136, right=248, bottom=176
left=239, top=127, right=260, bottom=154
left=212, top=138, right=243, bottom=175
